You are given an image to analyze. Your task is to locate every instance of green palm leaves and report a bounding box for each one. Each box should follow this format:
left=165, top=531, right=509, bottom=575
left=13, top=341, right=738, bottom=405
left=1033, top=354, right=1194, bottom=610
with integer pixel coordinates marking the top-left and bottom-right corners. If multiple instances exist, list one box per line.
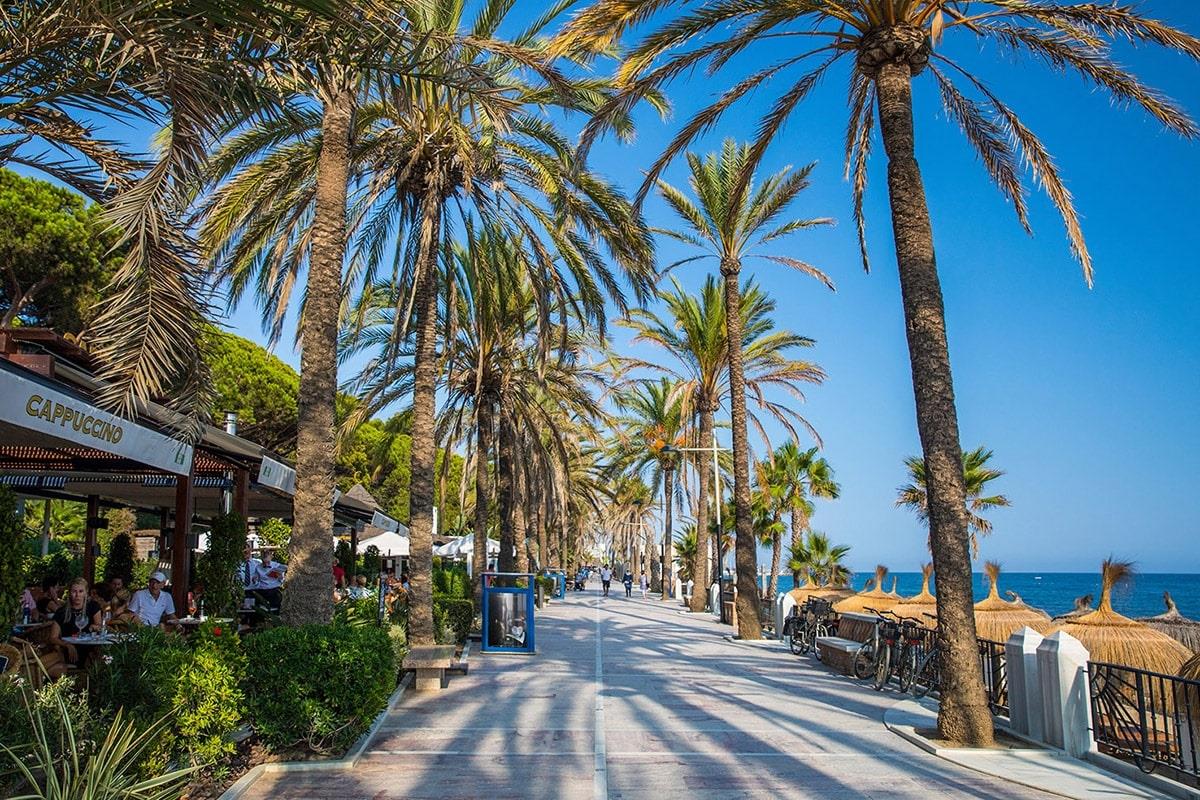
left=788, top=531, right=852, bottom=588
left=897, top=446, right=1011, bottom=557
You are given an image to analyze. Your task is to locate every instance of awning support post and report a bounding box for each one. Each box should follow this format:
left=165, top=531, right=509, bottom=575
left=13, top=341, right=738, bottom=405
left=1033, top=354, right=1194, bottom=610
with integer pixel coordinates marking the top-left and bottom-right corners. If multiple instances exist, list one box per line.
left=83, top=495, right=99, bottom=584
left=171, top=474, right=193, bottom=611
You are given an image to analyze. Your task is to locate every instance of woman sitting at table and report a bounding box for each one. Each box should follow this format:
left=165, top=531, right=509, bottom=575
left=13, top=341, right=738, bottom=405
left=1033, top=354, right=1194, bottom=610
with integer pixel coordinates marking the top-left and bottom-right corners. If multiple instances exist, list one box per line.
left=47, top=577, right=102, bottom=676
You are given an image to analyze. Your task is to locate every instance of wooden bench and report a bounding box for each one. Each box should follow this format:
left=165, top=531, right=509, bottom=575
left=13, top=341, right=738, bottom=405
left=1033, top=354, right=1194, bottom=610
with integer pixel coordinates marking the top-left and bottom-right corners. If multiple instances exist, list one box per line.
left=815, top=636, right=866, bottom=675
left=405, top=645, right=457, bottom=692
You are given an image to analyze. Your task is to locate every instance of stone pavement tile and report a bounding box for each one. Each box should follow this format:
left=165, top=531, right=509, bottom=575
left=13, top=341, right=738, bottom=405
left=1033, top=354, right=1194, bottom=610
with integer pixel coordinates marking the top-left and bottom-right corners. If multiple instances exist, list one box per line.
left=367, top=725, right=593, bottom=754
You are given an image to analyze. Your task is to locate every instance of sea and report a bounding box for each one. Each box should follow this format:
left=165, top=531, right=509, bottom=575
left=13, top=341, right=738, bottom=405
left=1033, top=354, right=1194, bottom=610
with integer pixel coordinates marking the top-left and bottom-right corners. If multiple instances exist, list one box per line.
left=772, top=572, right=1200, bottom=620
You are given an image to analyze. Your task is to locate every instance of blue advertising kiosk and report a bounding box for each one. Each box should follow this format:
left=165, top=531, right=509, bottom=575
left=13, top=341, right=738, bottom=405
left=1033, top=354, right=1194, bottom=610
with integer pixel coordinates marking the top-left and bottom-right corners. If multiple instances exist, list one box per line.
left=481, top=572, right=536, bottom=654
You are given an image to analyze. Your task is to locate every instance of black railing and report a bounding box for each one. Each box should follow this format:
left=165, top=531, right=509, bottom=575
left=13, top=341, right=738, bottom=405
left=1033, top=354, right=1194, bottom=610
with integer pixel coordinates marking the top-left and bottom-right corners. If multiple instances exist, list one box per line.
left=978, top=639, right=1008, bottom=718
left=1089, top=661, right=1200, bottom=780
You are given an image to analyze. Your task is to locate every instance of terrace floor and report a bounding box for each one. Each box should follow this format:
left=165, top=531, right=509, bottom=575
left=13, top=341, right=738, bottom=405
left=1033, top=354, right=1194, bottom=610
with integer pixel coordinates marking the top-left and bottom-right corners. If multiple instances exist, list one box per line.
left=235, top=587, right=1064, bottom=800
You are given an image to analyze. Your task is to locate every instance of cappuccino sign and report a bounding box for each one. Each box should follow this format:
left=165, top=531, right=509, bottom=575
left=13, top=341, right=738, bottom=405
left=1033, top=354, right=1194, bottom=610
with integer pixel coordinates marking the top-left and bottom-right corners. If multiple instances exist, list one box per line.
left=2, top=368, right=193, bottom=475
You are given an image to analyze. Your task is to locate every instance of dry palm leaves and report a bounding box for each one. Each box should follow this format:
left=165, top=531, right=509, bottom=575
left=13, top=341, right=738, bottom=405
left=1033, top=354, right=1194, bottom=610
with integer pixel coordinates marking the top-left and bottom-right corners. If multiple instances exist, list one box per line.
left=974, top=562, right=1052, bottom=642
left=834, top=565, right=898, bottom=614
left=1052, top=560, right=1191, bottom=674
left=1138, top=592, right=1200, bottom=654
left=895, top=563, right=938, bottom=628
left=1052, top=594, right=1094, bottom=622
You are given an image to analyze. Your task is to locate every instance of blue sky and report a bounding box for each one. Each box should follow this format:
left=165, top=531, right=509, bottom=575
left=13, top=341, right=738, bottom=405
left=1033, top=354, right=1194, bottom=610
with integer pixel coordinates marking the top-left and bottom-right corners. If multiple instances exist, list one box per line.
left=215, top=3, right=1200, bottom=572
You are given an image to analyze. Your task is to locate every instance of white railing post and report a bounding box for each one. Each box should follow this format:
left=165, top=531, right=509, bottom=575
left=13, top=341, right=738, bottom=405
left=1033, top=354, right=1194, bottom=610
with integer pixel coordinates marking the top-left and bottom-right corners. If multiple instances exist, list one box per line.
left=1036, top=631, right=1095, bottom=757
left=776, top=592, right=795, bottom=641
left=1005, top=626, right=1045, bottom=742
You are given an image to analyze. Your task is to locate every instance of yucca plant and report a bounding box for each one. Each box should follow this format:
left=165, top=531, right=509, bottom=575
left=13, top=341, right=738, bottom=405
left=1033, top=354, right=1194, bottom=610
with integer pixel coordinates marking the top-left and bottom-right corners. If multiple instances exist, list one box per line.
left=555, top=0, right=1200, bottom=747
left=0, top=688, right=196, bottom=800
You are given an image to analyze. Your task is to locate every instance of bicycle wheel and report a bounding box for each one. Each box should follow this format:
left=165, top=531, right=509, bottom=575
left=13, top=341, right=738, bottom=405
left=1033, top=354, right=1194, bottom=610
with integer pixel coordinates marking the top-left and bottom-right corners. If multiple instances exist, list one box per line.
left=852, top=643, right=874, bottom=679
left=912, top=653, right=936, bottom=698
left=898, top=646, right=918, bottom=693
left=872, top=645, right=891, bottom=691
left=789, top=625, right=807, bottom=656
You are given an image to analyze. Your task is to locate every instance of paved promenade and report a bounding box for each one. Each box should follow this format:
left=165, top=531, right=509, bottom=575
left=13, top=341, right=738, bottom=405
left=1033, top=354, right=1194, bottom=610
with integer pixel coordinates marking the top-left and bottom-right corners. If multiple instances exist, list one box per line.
left=239, top=589, right=1058, bottom=799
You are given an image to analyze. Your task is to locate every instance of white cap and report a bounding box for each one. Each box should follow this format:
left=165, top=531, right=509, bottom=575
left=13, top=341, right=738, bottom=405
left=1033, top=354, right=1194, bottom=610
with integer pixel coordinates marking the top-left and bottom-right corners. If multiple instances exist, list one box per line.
left=150, top=571, right=168, bottom=583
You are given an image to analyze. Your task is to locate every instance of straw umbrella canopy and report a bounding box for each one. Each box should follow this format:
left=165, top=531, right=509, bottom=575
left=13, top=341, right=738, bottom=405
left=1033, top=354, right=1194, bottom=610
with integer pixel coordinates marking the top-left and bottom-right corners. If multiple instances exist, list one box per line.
left=834, top=565, right=898, bottom=614
left=789, top=570, right=853, bottom=604
left=1138, top=592, right=1200, bottom=654
left=1052, top=561, right=1191, bottom=674
left=973, top=562, right=1052, bottom=642
left=895, top=563, right=938, bottom=628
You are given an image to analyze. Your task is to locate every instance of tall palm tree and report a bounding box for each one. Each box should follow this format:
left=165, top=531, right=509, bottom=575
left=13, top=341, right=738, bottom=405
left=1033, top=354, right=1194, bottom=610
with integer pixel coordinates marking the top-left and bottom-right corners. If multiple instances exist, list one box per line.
left=557, top=0, right=1199, bottom=747
left=775, top=442, right=840, bottom=553
left=610, top=378, right=689, bottom=600
left=788, top=530, right=851, bottom=588
left=652, top=140, right=833, bottom=637
left=621, top=274, right=826, bottom=611
left=897, top=446, right=1010, bottom=558
left=673, top=525, right=698, bottom=585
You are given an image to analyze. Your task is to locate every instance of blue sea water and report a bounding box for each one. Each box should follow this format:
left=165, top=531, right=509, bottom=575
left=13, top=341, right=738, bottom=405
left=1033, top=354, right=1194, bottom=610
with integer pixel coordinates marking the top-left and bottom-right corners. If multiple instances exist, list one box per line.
left=773, top=572, right=1200, bottom=620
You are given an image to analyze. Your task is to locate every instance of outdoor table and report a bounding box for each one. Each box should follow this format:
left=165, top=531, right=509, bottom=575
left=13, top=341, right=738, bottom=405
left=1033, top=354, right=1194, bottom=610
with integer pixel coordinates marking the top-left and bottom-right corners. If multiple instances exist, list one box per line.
left=61, top=632, right=131, bottom=646
left=12, top=621, right=52, bottom=637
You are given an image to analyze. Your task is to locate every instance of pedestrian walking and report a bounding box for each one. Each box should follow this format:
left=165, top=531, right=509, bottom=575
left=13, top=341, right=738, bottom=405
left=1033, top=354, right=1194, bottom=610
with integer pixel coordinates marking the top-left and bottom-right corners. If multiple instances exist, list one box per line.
left=600, top=564, right=613, bottom=597
left=639, top=571, right=648, bottom=599
left=623, top=571, right=633, bottom=598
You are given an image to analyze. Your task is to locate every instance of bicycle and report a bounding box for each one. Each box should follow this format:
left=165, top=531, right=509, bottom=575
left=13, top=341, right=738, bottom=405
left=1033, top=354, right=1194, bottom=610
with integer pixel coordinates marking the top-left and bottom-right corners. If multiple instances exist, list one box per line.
left=853, top=607, right=905, bottom=691
left=784, top=597, right=836, bottom=656
left=902, top=614, right=941, bottom=698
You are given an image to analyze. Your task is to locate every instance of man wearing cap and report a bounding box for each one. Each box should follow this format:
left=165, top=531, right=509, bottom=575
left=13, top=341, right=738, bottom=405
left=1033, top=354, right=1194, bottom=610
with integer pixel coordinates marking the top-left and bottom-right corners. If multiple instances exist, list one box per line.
left=128, top=572, right=179, bottom=628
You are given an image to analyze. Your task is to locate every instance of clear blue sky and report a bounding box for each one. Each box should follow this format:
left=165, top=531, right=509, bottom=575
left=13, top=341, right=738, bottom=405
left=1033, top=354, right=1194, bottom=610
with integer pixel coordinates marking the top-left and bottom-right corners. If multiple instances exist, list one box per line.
left=215, top=2, right=1200, bottom=573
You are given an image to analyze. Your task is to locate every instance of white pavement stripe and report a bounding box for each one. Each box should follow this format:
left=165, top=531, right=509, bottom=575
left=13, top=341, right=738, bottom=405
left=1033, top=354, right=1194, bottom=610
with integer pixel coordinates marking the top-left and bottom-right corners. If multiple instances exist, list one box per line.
left=594, top=596, right=608, bottom=800
left=364, top=750, right=908, bottom=758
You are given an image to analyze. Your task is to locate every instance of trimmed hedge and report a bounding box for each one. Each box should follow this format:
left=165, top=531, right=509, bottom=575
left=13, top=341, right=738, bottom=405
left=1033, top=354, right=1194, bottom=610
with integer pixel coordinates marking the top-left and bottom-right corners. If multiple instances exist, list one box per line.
left=433, top=596, right=473, bottom=644
left=244, top=624, right=393, bottom=752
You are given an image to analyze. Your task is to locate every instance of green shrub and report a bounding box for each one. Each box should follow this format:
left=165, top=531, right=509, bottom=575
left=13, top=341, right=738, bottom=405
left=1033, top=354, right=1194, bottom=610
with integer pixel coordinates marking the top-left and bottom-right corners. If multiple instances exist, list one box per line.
left=433, top=596, right=473, bottom=644
left=256, top=518, right=291, bottom=562
left=195, top=514, right=246, bottom=617
left=102, top=532, right=135, bottom=586
left=387, top=624, right=408, bottom=674
left=23, top=548, right=80, bottom=589
left=0, top=676, right=107, bottom=782
left=433, top=563, right=471, bottom=600
left=244, top=624, right=394, bottom=753
left=89, top=623, right=245, bottom=767
left=0, top=487, right=24, bottom=638
left=333, top=597, right=380, bottom=627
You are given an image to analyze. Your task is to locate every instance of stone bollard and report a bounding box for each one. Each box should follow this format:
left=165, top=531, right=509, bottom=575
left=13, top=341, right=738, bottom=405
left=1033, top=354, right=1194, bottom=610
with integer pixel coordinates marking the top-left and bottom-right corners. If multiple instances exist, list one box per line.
left=1036, top=631, right=1095, bottom=757
left=709, top=583, right=720, bottom=616
left=1005, top=627, right=1045, bottom=742
left=776, top=592, right=796, bottom=641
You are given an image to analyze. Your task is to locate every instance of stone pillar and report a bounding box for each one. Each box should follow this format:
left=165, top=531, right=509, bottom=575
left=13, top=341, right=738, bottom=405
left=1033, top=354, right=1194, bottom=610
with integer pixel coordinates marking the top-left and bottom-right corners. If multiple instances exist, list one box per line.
left=1037, top=631, right=1095, bottom=757
left=1005, top=626, right=1045, bottom=742
left=776, top=592, right=796, bottom=641
left=708, top=583, right=720, bottom=616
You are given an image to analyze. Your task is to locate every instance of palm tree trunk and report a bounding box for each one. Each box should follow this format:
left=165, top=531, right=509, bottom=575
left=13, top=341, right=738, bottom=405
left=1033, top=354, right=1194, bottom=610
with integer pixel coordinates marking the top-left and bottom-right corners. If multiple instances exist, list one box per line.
left=661, top=465, right=673, bottom=601
left=791, top=499, right=807, bottom=553
left=514, top=455, right=529, bottom=573
left=497, top=412, right=517, bottom=573
left=472, top=398, right=493, bottom=607
left=876, top=60, right=992, bottom=747
left=767, top=515, right=782, bottom=600
left=689, top=403, right=714, bottom=612
left=406, top=195, right=442, bottom=648
left=281, top=85, right=350, bottom=627
left=722, top=264, right=759, bottom=639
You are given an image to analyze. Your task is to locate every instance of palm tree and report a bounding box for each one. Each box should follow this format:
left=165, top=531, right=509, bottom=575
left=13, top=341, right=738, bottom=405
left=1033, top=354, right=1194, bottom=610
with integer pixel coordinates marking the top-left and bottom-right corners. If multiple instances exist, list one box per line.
left=897, top=446, right=1010, bottom=558
left=652, top=140, right=833, bottom=637
left=752, top=458, right=788, bottom=600
left=557, top=0, right=1200, bottom=747
left=788, top=531, right=851, bottom=588
left=775, top=442, right=840, bottom=553
left=621, top=274, right=825, bottom=611
left=673, top=525, right=698, bottom=585
left=610, top=378, right=689, bottom=600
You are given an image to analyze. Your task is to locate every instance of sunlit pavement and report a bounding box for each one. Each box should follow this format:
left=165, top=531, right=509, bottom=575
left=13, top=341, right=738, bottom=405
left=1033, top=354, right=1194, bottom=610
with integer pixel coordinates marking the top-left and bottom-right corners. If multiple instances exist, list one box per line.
left=237, top=588, right=1056, bottom=799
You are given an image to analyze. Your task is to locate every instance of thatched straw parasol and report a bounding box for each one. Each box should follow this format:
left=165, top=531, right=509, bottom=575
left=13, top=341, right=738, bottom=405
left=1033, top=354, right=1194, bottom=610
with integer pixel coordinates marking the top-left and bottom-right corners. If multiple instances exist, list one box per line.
left=895, top=563, right=938, bottom=627
left=1052, top=560, right=1191, bottom=674
left=1138, top=592, right=1200, bottom=654
left=1052, top=594, right=1094, bottom=622
left=834, top=565, right=899, bottom=614
left=886, top=575, right=903, bottom=603
left=788, top=569, right=854, bottom=604
left=973, top=562, right=1053, bottom=642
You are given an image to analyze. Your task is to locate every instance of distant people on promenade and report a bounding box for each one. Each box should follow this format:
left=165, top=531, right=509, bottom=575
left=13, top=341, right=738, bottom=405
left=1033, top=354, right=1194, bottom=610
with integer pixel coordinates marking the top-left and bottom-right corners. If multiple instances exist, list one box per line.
left=623, top=571, right=633, bottom=598
left=639, top=572, right=648, bottom=599
left=599, top=564, right=612, bottom=597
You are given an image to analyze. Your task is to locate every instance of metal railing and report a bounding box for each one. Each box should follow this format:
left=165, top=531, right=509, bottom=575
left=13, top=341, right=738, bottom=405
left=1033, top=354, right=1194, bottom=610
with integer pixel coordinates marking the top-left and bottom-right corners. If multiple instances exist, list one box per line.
left=978, top=639, right=1008, bottom=718
left=1089, top=661, right=1200, bottom=781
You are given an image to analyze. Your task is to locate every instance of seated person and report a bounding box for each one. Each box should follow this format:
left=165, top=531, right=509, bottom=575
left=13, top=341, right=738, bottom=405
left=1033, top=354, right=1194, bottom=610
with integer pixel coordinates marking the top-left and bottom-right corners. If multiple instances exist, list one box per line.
left=128, top=572, right=179, bottom=628
left=48, top=577, right=102, bottom=671
left=254, top=549, right=286, bottom=610
left=37, top=576, right=65, bottom=616
left=348, top=574, right=373, bottom=600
